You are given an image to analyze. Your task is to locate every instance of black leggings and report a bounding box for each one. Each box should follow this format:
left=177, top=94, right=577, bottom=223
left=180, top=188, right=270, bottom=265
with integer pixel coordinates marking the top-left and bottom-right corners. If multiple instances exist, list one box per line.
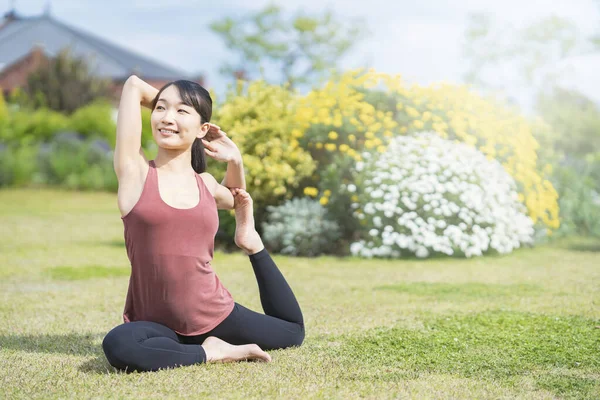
left=102, top=249, right=304, bottom=372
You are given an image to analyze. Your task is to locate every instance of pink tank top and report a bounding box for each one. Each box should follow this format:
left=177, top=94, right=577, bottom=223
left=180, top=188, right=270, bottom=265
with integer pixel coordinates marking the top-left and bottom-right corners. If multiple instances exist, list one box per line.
left=120, top=160, right=234, bottom=336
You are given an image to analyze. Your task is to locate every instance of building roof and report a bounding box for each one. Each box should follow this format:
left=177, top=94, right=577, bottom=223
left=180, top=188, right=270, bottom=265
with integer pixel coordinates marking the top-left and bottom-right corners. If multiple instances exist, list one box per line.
left=0, top=11, right=191, bottom=80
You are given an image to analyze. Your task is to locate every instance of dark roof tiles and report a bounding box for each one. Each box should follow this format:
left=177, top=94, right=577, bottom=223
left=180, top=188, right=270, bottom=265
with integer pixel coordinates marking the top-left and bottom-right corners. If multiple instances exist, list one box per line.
left=0, top=14, right=190, bottom=80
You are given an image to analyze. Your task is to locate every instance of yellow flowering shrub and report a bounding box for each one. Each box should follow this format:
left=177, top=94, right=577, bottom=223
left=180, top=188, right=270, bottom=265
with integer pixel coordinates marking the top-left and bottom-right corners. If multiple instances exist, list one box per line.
left=211, top=80, right=316, bottom=207
left=293, top=69, right=400, bottom=220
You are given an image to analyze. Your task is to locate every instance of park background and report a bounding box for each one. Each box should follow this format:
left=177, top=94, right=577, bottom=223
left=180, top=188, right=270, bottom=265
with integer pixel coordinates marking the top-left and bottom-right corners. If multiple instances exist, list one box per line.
left=0, top=0, right=599, bottom=399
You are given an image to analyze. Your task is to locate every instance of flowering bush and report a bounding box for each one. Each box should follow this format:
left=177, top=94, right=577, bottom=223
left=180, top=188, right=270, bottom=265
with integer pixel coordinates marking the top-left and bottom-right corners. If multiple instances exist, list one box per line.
left=388, top=83, right=559, bottom=230
left=287, top=69, right=558, bottom=233
left=349, top=132, right=535, bottom=258
left=262, top=197, right=341, bottom=257
left=211, top=80, right=315, bottom=208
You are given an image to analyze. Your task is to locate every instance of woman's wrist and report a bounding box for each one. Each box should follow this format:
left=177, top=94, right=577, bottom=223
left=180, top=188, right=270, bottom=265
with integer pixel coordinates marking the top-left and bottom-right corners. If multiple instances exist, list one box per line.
left=228, top=152, right=242, bottom=165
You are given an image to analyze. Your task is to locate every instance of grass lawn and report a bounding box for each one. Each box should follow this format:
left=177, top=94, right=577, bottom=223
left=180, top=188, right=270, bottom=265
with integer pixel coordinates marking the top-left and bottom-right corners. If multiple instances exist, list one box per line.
left=1, top=188, right=599, bottom=399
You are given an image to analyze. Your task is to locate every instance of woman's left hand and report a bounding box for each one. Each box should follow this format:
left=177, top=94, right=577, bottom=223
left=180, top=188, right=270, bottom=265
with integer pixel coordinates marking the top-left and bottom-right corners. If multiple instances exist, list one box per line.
left=202, top=124, right=241, bottom=163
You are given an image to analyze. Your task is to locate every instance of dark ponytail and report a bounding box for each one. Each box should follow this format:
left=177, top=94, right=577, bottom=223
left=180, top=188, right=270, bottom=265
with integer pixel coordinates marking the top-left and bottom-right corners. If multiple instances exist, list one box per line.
left=151, top=80, right=213, bottom=174
left=191, top=138, right=207, bottom=173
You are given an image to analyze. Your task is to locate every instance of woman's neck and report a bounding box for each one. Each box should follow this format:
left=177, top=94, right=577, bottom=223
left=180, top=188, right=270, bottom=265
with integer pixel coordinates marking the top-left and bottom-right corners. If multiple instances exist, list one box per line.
left=154, top=149, right=194, bottom=174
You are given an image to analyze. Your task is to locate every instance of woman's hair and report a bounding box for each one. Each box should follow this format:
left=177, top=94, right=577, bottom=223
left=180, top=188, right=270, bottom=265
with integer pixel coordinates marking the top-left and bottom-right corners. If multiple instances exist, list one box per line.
left=151, top=80, right=212, bottom=174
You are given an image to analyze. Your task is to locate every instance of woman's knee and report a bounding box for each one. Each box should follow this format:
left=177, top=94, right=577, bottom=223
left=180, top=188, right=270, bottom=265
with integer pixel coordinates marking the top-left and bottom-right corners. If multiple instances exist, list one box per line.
left=102, top=324, right=132, bottom=370
left=285, top=322, right=305, bottom=348
left=296, top=322, right=306, bottom=346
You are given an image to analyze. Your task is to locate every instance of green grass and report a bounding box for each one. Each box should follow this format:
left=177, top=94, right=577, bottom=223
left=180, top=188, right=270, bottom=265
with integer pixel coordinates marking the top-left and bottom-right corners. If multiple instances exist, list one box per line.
left=1, top=188, right=599, bottom=399
left=374, top=282, right=543, bottom=299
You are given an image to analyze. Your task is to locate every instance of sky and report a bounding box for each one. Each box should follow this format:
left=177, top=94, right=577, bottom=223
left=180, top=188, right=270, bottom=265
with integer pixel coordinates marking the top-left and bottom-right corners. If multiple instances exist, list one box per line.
left=2, top=0, right=600, bottom=109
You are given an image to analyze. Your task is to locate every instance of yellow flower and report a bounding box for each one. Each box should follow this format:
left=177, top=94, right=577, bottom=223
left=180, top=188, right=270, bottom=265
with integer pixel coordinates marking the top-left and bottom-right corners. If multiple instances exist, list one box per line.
left=413, top=120, right=424, bottom=129
left=325, top=143, right=337, bottom=151
left=324, top=189, right=331, bottom=196
left=316, top=143, right=323, bottom=149
left=351, top=195, right=359, bottom=202
left=339, top=144, right=350, bottom=152
left=304, top=187, right=318, bottom=197
left=328, top=131, right=339, bottom=140
left=318, top=108, right=330, bottom=121
left=348, top=134, right=356, bottom=142
left=406, top=107, right=420, bottom=118
left=365, top=131, right=375, bottom=139
left=274, top=186, right=287, bottom=195
left=377, top=145, right=386, bottom=153
left=319, top=196, right=329, bottom=206
left=291, top=129, right=303, bottom=138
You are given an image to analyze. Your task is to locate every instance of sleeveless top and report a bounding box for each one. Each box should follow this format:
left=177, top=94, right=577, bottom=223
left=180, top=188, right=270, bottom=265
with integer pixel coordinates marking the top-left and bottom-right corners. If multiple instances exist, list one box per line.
left=120, top=160, right=235, bottom=336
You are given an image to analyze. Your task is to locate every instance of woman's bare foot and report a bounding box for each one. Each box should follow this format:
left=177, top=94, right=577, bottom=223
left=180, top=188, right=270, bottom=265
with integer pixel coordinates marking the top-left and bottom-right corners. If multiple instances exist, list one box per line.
left=201, top=336, right=271, bottom=363
left=230, top=188, right=265, bottom=256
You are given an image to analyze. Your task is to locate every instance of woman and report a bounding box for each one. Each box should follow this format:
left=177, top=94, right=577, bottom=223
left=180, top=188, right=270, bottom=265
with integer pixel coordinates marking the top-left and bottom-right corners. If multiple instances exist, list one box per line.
left=101, top=75, right=305, bottom=372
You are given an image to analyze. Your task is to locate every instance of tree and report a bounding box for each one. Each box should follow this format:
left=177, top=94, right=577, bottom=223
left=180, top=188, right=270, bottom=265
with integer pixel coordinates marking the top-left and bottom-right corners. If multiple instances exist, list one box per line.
left=22, top=47, right=112, bottom=114
left=535, top=87, right=600, bottom=158
left=462, top=13, right=586, bottom=96
left=210, top=4, right=368, bottom=90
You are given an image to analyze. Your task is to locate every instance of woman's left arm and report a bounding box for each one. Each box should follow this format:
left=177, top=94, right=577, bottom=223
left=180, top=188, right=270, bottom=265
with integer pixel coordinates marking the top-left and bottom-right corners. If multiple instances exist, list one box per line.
left=221, top=156, right=246, bottom=190
left=201, top=124, right=246, bottom=209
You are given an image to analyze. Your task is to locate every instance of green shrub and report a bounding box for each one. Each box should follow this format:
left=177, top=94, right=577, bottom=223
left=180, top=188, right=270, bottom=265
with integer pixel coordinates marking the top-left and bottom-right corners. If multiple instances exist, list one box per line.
left=1, top=108, right=70, bottom=144
left=262, top=197, right=341, bottom=257
left=70, top=100, right=117, bottom=144
left=36, top=132, right=116, bottom=191
left=552, top=157, right=600, bottom=238
left=0, top=142, right=40, bottom=187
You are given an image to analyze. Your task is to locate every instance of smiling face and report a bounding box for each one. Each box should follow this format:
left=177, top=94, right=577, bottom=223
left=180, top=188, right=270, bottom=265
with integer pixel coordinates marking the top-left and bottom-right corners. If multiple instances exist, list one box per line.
left=150, top=85, right=208, bottom=149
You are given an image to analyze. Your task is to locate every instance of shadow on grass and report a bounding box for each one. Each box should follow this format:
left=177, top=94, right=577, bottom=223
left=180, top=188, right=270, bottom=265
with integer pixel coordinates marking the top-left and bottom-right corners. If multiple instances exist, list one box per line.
left=100, top=239, right=125, bottom=248
left=565, top=242, right=600, bottom=253
left=0, top=332, right=103, bottom=356
left=45, top=265, right=130, bottom=280
left=77, top=239, right=125, bottom=248
left=545, top=237, right=600, bottom=253
left=374, top=282, right=543, bottom=300
left=0, top=332, right=121, bottom=374
left=79, top=356, right=116, bottom=374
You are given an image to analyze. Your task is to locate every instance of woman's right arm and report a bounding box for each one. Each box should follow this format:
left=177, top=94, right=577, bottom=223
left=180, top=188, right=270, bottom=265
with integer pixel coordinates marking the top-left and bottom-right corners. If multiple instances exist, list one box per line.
left=113, top=75, right=158, bottom=179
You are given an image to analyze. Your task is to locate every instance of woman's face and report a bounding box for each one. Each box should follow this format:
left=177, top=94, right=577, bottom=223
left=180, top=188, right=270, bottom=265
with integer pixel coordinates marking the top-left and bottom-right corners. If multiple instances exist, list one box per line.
left=151, top=85, right=207, bottom=149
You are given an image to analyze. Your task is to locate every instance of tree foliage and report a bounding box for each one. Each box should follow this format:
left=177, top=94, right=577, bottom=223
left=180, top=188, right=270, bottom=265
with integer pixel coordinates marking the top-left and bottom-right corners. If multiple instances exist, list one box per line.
left=22, top=47, right=112, bottom=114
left=210, top=5, right=368, bottom=90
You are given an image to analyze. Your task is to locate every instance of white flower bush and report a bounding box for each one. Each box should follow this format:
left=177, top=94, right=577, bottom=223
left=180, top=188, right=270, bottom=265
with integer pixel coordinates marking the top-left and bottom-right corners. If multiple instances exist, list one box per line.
left=347, top=132, right=535, bottom=258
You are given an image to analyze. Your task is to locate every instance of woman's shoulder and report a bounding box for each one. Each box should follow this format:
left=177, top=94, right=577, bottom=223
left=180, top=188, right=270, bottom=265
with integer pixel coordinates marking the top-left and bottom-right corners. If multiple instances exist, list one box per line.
left=199, top=172, right=218, bottom=197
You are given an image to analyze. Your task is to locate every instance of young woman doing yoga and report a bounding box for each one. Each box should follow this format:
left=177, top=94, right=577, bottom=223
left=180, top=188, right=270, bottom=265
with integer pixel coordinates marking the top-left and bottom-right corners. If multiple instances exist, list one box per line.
left=101, top=76, right=304, bottom=372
